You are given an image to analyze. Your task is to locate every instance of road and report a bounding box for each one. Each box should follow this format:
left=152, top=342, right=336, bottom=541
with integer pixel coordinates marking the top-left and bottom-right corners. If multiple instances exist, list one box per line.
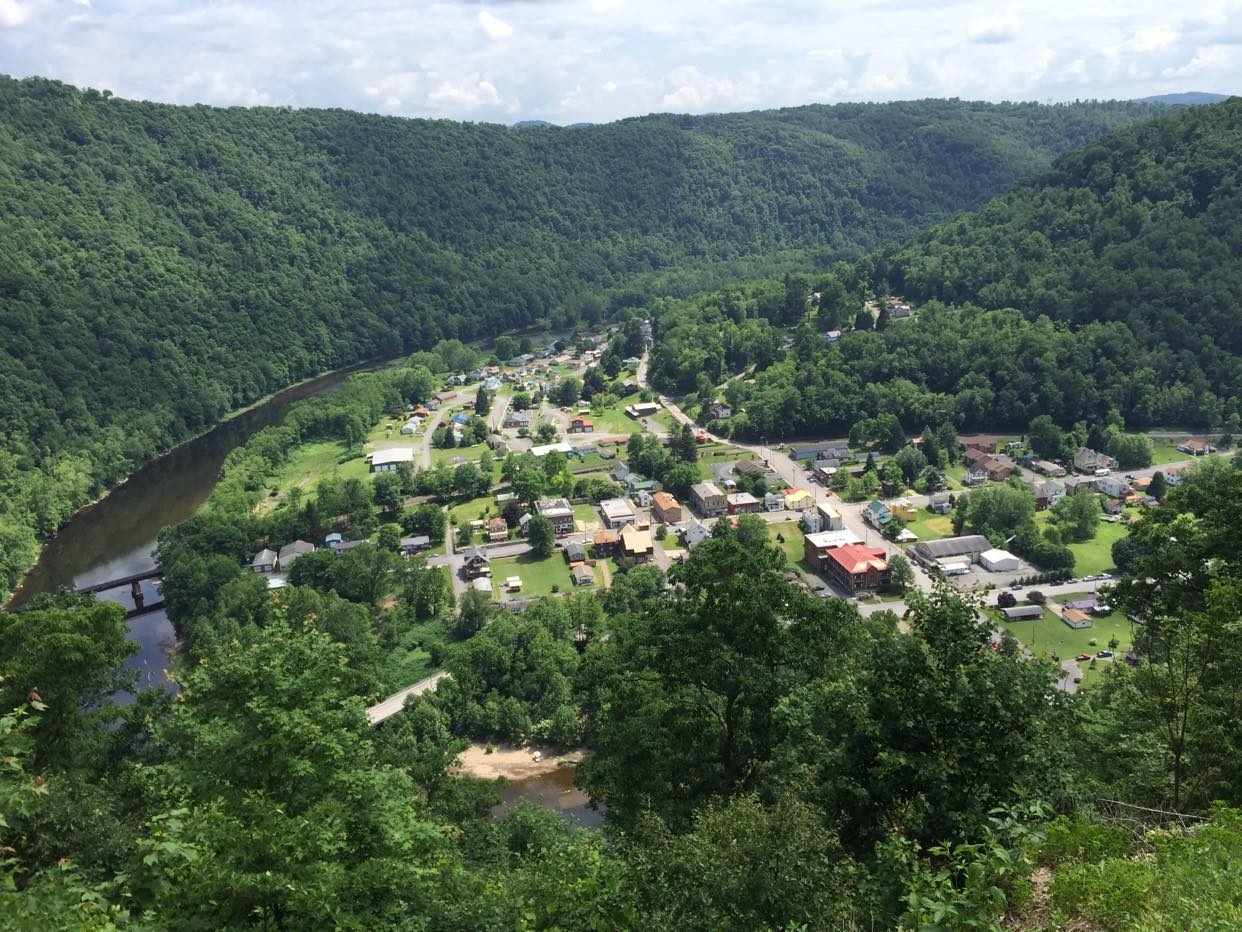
left=366, top=671, right=450, bottom=725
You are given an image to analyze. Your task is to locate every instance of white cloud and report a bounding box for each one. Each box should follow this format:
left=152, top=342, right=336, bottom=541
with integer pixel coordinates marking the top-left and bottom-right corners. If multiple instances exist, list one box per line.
left=1, top=0, right=1239, bottom=123
left=0, top=0, right=30, bottom=27
left=477, top=10, right=513, bottom=40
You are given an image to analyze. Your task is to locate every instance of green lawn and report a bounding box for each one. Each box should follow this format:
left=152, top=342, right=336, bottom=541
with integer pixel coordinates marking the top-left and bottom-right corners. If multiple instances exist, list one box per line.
left=1066, top=520, right=1128, bottom=577
left=903, top=510, right=955, bottom=542
left=996, top=606, right=1135, bottom=688
left=585, top=405, right=647, bottom=436
left=489, top=553, right=573, bottom=599
left=573, top=503, right=601, bottom=526
left=430, top=443, right=488, bottom=467
left=769, top=520, right=806, bottom=567
left=1149, top=442, right=1189, bottom=466
left=448, top=495, right=496, bottom=528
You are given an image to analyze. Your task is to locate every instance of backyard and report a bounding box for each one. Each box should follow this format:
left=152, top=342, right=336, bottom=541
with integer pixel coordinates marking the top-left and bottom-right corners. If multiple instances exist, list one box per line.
left=996, top=604, right=1134, bottom=687
left=489, top=553, right=574, bottom=599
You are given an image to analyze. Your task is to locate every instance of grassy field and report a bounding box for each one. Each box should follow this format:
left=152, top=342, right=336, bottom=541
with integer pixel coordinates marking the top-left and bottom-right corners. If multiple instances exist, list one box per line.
left=769, top=520, right=806, bottom=567
left=573, top=503, right=601, bottom=527
left=997, top=605, right=1135, bottom=687
left=258, top=441, right=370, bottom=515
left=1066, top=520, right=1127, bottom=576
left=489, top=553, right=573, bottom=599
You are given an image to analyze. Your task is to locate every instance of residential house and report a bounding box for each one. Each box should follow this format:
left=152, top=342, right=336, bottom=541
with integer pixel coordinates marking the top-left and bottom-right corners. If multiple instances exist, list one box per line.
left=960, top=436, right=999, bottom=455
left=400, top=418, right=420, bottom=436
left=251, top=548, right=277, bottom=574
left=680, top=520, right=712, bottom=548
left=461, top=547, right=491, bottom=579
left=733, top=459, right=766, bottom=477
left=1073, top=448, right=1119, bottom=474
left=821, top=543, right=890, bottom=594
left=503, top=410, right=532, bottom=429
left=563, top=541, right=587, bottom=564
left=535, top=498, right=575, bottom=536
left=763, top=492, right=785, bottom=512
left=483, top=376, right=503, bottom=392
left=1164, top=467, right=1185, bottom=486
left=691, top=481, right=727, bottom=518
left=623, top=356, right=642, bottom=370
left=928, top=493, right=952, bottom=515
left=592, top=530, right=619, bottom=557
left=400, top=536, right=431, bottom=555
left=324, top=532, right=343, bottom=549
left=530, top=442, right=574, bottom=457
left=725, top=492, right=762, bottom=515
left=277, top=540, right=315, bottom=570
left=486, top=517, right=509, bottom=543
left=1063, top=595, right=1098, bottom=612
left=1061, top=608, right=1094, bottom=630
left=783, top=489, right=813, bottom=511
left=1030, top=479, right=1066, bottom=511
left=1178, top=439, right=1216, bottom=456
left=963, top=465, right=989, bottom=486
left=887, top=498, right=917, bottom=521
left=620, top=523, right=654, bottom=560
left=1032, top=459, right=1066, bottom=477
left=611, top=462, right=632, bottom=484
left=1097, top=476, right=1132, bottom=499
left=813, top=459, right=839, bottom=483
left=651, top=492, right=683, bottom=524
left=601, top=497, right=638, bottom=529
left=707, top=401, right=733, bottom=420
left=367, top=447, right=415, bottom=473
left=863, top=501, right=893, bottom=529
left=571, top=564, right=595, bottom=587
left=823, top=330, right=842, bottom=343
left=568, top=416, right=594, bottom=433
left=1102, top=498, right=1124, bottom=516
left=888, top=301, right=912, bottom=318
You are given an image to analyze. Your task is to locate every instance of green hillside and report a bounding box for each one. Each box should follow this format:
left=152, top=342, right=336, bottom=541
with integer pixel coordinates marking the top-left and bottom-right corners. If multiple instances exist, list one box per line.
left=0, top=76, right=1162, bottom=595
left=651, top=99, right=1242, bottom=440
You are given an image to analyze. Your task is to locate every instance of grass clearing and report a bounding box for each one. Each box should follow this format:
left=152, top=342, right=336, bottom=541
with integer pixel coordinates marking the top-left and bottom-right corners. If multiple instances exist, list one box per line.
left=903, top=510, right=955, bottom=542
left=430, top=443, right=488, bottom=467
left=447, top=495, right=497, bottom=528
left=769, top=520, right=806, bottom=567
left=489, top=553, right=573, bottom=599
left=258, top=441, right=369, bottom=515
left=995, top=606, right=1135, bottom=688
left=1065, top=520, right=1127, bottom=577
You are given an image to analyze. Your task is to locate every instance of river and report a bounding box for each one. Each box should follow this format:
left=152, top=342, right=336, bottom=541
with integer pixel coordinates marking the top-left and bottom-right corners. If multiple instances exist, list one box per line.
left=492, top=767, right=604, bottom=829
left=7, top=359, right=393, bottom=692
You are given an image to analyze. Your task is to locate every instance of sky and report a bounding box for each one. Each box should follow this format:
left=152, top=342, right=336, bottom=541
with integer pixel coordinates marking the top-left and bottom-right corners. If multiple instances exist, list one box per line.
left=1, top=0, right=1238, bottom=124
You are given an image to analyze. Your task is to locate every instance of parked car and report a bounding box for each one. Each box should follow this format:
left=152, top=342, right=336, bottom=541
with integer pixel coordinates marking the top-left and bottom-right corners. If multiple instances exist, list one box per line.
left=1096, top=650, right=1114, bottom=659
left=1098, top=572, right=1112, bottom=580
left=1010, top=583, right=1024, bottom=591
left=1075, top=653, right=1093, bottom=662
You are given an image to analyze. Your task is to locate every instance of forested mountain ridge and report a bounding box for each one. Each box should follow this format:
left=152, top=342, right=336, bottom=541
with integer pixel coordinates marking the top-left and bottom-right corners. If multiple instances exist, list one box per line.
left=0, top=75, right=1164, bottom=597
left=882, top=96, right=1242, bottom=404
left=652, top=98, right=1242, bottom=440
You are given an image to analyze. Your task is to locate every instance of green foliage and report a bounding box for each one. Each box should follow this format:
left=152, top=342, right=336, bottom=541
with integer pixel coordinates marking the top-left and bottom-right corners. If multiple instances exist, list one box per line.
left=528, top=514, right=555, bottom=557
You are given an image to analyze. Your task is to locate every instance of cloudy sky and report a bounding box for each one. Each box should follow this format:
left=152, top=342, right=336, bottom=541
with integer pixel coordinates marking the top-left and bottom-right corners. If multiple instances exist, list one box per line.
left=1, top=0, right=1238, bottom=124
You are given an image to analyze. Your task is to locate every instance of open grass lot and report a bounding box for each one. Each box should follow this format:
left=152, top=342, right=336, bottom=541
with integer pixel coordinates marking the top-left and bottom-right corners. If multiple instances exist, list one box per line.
left=1066, top=520, right=1127, bottom=577
left=903, top=510, right=955, bottom=542
left=258, top=441, right=369, bottom=514
left=769, top=520, right=806, bottom=566
left=430, top=443, right=488, bottom=467
left=584, top=404, right=648, bottom=436
left=489, top=553, right=572, bottom=599
left=573, top=503, right=601, bottom=527
left=1149, top=441, right=1191, bottom=465
left=996, top=605, right=1135, bottom=688
left=448, top=494, right=496, bottom=528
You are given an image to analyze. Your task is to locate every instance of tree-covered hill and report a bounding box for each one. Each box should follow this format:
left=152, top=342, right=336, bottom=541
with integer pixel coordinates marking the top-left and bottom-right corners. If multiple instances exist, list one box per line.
left=0, top=76, right=1162, bottom=596
left=650, top=98, right=1242, bottom=442
left=882, top=96, right=1242, bottom=414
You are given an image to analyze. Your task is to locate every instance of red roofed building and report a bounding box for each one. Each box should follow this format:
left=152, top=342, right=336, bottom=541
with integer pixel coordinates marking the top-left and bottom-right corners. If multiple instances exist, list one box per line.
left=822, top=543, right=890, bottom=594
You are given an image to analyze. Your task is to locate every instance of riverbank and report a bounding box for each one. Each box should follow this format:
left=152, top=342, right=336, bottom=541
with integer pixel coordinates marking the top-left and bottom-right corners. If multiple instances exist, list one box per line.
left=6, top=353, right=400, bottom=609
left=455, top=743, right=584, bottom=781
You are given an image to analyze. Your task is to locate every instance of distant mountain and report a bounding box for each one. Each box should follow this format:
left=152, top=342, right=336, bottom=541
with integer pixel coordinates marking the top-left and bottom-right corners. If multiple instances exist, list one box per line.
left=1137, top=92, right=1229, bottom=106
left=0, top=77, right=1169, bottom=595
left=512, top=119, right=556, bottom=128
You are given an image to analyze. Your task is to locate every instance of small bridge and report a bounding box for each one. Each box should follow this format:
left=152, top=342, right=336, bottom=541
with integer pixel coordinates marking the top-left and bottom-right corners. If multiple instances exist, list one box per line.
left=76, top=568, right=161, bottom=595
left=366, top=671, right=450, bottom=725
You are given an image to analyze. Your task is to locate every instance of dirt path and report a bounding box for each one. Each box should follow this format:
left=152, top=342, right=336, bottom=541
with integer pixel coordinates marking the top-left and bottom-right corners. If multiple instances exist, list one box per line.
left=598, top=559, right=612, bottom=589
left=454, top=743, right=584, bottom=781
